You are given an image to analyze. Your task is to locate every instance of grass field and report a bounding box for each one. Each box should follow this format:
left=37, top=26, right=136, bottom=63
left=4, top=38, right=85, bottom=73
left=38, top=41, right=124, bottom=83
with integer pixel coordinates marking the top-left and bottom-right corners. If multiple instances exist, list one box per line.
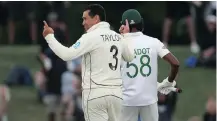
left=0, top=45, right=215, bottom=121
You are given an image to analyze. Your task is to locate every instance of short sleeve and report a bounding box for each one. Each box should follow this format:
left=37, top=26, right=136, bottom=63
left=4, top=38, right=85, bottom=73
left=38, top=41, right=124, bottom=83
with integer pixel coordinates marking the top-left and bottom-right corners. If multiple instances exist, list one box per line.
left=156, top=39, right=170, bottom=58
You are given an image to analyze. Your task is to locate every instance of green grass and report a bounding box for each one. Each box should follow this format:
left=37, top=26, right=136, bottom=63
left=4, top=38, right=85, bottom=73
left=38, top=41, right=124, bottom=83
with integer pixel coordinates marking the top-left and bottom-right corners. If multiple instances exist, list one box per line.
left=0, top=46, right=47, bottom=121
left=158, top=46, right=216, bottom=121
left=0, top=46, right=215, bottom=121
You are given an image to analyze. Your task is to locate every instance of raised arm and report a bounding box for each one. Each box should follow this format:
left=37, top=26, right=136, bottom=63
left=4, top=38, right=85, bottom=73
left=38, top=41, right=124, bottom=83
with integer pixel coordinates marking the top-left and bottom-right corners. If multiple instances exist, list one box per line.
left=43, top=21, right=96, bottom=61
left=121, top=35, right=134, bottom=62
left=119, top=19, right=134, bottom=62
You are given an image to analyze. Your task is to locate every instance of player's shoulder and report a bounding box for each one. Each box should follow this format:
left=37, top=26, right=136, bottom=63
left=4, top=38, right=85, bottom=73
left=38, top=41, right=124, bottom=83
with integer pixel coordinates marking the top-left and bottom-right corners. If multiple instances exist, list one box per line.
left=80, top=31, right=101, bottom=44
left=112, top=32, right=123, bottom=39
left=81, top=32, right=94, bottom=39
left=104, top=28, right=122, bottom=37
left=142, top=34, right=162, bottom=44
left=84, top=28, right=116, bottom=37
left=142, top=34, right=159, bottom=41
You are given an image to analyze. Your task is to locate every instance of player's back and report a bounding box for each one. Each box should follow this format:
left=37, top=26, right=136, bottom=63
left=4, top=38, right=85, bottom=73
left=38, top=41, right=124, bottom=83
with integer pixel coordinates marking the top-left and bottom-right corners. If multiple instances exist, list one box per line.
left=122, top=32, right=162, bottom=106
left=82, top=25, right=124, bottom=89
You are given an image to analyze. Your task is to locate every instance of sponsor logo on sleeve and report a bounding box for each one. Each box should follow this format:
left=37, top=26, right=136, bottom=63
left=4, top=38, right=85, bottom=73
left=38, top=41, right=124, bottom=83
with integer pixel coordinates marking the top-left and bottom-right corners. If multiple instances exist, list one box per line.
left=73, top=41, right=80, bottom=49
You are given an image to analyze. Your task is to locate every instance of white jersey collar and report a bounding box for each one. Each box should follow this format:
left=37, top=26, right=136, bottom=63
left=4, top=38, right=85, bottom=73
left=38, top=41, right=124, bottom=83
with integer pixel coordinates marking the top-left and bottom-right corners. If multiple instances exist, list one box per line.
left=123, top=32, right=143, bottom=37
left=87, top=22, right=110, bottom=33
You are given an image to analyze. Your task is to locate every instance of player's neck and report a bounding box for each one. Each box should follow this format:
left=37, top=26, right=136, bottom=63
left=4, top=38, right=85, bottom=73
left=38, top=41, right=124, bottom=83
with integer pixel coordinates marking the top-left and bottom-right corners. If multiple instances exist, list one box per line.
left=131, top=28, right=139, bottom=33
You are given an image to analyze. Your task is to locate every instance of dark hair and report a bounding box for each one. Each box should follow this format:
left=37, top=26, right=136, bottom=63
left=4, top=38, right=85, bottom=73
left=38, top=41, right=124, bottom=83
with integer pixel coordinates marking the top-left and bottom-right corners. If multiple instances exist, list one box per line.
left=84, top=4, right=106, bottom=21
left=129, top=21, right=144, bottom=32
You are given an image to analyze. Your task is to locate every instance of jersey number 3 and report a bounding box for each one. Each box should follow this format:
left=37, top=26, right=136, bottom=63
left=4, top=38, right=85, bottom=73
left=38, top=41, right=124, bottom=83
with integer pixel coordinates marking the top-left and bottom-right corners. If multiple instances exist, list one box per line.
left=126, top=55, right=151, bottom=78
left=109, top=45, right=118, bottom=71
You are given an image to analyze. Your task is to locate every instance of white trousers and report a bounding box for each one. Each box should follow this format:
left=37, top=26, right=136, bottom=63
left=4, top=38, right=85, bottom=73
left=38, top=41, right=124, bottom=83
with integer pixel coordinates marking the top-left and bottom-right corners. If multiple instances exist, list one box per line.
left=121, top=102, right=158, bottom=121
left=82, top=88, right=122, bottom=121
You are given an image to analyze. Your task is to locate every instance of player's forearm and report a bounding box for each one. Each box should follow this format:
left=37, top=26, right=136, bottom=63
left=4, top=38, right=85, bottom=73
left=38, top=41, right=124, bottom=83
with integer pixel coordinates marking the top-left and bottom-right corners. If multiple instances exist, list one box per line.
left=163, top=53, right=180, bottom=82
left=122, top=36, right=134, bottom=62
left=45, top=34, right=77, bottom=61
left=168, top=64, right=179, bottom=82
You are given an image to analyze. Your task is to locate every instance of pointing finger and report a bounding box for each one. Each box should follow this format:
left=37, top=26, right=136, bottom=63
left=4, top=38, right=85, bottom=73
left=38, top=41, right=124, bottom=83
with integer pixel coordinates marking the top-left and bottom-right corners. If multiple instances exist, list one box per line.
left=43, top=20, right=49, bottom=27
left=125, top=19, right=129, bottom=28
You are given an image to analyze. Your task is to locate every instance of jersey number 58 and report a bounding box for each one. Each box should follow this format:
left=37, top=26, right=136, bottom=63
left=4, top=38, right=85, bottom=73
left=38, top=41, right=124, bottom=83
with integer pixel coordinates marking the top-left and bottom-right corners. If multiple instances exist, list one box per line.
left=126, top=55, right=151, bottom=78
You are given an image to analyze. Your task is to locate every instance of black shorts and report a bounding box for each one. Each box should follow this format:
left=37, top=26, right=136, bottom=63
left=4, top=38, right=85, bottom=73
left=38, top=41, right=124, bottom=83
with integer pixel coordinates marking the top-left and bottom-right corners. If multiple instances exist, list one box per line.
left=166, top=2, right=191, bottom=19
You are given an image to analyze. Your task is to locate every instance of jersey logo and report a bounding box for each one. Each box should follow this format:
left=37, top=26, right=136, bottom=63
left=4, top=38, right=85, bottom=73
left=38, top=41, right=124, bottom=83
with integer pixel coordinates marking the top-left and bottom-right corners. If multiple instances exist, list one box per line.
left=73, top=41, right=80, bottom=49
left=130, top=20, right=135, bottom=24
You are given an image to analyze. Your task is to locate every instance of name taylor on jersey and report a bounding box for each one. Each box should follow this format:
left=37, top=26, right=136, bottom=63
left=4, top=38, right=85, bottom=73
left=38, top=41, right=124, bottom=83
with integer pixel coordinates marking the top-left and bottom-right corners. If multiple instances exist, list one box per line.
left=100, top=34, right=121, bottom=42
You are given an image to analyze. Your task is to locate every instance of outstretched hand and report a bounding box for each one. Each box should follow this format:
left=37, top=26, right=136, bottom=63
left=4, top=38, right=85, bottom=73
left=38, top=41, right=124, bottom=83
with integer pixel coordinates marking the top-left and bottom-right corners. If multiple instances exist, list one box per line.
left=42, top=21, right=54, bottom=38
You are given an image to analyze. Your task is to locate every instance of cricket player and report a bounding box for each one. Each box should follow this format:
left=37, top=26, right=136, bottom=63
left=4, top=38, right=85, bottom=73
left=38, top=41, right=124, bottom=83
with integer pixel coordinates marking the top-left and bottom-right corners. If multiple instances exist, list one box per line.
left=120, top=9, right=180, bottom=121
left=42, top=4, right=134, bottom=121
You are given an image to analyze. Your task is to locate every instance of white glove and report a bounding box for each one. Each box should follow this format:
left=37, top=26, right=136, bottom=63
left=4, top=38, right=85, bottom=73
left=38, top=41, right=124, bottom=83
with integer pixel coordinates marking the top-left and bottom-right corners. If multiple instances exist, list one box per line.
left=157, top=77, right=176, bottom=95
left=158, top=86, right=177, bottom=95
